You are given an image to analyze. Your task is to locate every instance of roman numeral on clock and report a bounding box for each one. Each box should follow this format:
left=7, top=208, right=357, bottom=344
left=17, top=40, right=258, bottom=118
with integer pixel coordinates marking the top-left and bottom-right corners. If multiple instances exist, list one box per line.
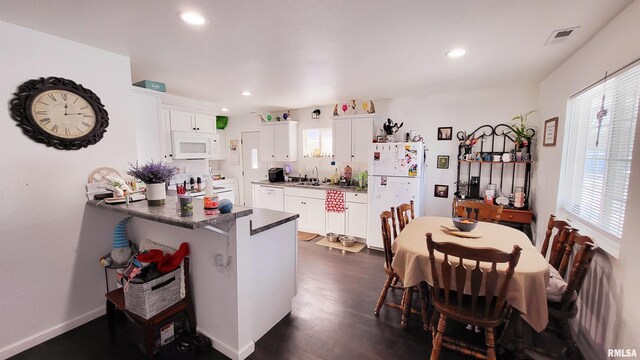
left=39, top=117, right=51, bottom=125
left=51, top=124, right=59, bottom=133
left=60, top=93, right=67, bottom=101
left=64, top=127, right=71, bottom=136
left=81, top=121, right=91, bottom=127
left=35, top=110, right=47, bottom=115
left=48, top=93, right=56, bottom=101
left=80, top=105, right=88, bottom=110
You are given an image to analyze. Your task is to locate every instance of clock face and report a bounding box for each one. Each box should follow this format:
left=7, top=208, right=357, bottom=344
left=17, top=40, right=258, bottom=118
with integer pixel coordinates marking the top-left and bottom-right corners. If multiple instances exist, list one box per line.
left=9, top=77, right=109, bottom=150
left=30, top=90, right=97, bottom=139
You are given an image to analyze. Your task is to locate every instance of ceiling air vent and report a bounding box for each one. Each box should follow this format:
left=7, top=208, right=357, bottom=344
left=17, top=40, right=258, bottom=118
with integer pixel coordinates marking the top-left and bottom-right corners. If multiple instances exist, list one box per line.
left=544, top=26, right=580, bottom=46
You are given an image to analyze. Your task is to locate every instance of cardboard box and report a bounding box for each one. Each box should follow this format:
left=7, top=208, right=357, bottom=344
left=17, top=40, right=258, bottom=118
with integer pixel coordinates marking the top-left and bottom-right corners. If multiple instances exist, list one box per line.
left=133, top=80, right=166, bottom=92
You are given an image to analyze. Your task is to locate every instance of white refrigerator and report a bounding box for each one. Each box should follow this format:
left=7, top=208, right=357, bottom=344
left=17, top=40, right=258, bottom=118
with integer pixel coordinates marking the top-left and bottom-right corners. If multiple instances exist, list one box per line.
left=367, top=142, right=426, bottom=249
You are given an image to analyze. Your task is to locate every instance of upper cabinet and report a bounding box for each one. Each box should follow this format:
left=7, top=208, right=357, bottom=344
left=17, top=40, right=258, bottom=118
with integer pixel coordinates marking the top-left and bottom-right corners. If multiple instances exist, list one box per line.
left=165, top=107, right=217, bottom=133
left=332, top=115, right=375, bottom=163
left=260, top=121, right=298, bottom=162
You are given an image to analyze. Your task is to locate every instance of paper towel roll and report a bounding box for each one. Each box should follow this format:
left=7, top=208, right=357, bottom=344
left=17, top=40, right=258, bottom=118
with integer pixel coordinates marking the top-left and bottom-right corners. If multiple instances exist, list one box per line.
left=205, top=177, right=214, bottom=196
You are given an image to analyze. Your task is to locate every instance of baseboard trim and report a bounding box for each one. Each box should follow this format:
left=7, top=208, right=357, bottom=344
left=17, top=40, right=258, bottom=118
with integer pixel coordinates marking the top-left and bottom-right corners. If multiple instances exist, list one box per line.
left=0, top=307, right=105, bottom=359
left=197, top=329, right=255, bottom=360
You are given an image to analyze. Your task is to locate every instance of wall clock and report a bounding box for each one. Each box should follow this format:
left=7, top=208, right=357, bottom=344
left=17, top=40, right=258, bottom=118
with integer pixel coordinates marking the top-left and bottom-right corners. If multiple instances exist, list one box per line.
left=9, top=76, right=109, bottom=150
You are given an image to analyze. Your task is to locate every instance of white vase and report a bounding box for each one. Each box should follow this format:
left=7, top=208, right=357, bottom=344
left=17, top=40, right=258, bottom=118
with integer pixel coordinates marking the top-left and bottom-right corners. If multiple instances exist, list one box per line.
left=145, top=183, right=166, bottom=206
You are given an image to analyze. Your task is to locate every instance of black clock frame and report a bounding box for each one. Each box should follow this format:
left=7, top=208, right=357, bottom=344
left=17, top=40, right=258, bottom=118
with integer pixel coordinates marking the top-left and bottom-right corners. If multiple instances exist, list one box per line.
left=9, top=76, right=109, bottom=150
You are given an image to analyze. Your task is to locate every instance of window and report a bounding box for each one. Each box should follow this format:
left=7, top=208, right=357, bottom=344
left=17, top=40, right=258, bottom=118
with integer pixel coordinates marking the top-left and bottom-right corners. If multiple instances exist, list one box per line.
left=561, top=61, right=640, bottom=252
left=303, top=128, right=332, bottom=158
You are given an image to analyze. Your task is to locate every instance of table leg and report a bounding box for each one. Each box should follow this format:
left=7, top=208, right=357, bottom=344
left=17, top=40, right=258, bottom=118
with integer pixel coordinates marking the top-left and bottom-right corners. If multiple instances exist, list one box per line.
left=511, top=309, right=525, bottom=359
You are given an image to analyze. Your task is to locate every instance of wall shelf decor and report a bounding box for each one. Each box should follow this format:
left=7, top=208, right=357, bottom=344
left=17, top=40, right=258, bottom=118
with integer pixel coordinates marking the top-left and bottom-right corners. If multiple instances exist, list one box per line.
left=454, top=124, right=536, bottom=239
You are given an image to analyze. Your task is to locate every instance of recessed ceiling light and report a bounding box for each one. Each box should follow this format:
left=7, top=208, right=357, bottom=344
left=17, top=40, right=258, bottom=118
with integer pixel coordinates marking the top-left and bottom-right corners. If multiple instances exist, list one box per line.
left=221, top=108, right=229, bottom=112
left=178, top=11, right=208, bottom=26
left=446, top=48, right=466, bottom=58
left=241, top=91, right=252, bottom=96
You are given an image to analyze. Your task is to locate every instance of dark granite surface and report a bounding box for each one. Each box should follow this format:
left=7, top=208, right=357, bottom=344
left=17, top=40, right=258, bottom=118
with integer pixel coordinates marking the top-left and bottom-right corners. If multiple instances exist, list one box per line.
left=87, top=196, right=253, bottom=230
left=252, top=180, right=367, bottom=194
left=248, top=208, right=299, bottom=236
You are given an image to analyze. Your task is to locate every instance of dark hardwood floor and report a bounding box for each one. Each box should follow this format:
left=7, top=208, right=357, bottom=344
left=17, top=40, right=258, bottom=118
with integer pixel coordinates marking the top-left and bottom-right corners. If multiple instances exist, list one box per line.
left=10, top=238, right=543, bottom=360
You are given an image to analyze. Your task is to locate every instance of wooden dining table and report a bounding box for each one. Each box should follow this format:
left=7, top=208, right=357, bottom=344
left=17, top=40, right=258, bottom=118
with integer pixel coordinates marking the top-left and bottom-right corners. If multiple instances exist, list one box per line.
left=391, top=216, right=550, bottom=356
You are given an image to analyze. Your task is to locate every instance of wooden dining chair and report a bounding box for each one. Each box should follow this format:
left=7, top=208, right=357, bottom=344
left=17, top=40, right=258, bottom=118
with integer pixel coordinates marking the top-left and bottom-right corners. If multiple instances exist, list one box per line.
left=106, top=257, right=196, bottom=358
left=454, top=200, right=503, bottom=222
left=374, top=211, right=429, bottom=331
left=533, top=230, right=595, bottom=360
left=396, top=200, right=415, bottom=231
left=426, top=232, right=522, bottom=360
left=540, top=214, right=573, bottom=270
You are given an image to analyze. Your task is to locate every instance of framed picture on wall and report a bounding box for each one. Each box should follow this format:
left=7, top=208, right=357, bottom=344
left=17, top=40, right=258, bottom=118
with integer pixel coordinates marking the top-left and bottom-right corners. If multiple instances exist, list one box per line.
left=437, top=127, right=453, bottom=140
left=434, top=184, right=449, bottom=198
left=543, top=117, right=558, bottom=146
left=437, top=155, right=449, bottom=169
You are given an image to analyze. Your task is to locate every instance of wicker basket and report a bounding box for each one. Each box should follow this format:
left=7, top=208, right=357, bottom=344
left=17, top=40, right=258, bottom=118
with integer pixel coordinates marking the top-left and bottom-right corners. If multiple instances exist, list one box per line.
left=124, top=267, right=182, bottom=319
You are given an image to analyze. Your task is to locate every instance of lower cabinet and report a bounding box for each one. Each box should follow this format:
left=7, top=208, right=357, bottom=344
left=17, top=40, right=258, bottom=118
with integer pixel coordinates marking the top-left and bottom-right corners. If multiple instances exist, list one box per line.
left=325, top=192, right=368, bottom=239
left=284, top=196, right=326, bottom=234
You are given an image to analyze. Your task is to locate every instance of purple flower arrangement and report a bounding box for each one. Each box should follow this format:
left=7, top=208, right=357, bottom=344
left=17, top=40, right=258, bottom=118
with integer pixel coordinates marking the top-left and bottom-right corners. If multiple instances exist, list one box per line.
left=127, top=161, right=179, bottom=184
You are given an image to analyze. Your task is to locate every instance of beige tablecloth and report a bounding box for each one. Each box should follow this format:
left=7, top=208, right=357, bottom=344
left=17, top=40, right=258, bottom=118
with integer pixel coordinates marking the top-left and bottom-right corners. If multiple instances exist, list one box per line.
left=391, top=216, right=550, bottom=332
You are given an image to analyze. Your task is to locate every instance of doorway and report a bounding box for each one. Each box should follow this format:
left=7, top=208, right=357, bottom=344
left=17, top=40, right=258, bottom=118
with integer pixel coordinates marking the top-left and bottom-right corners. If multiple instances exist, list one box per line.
left=241, top=131, right=267, bottom=206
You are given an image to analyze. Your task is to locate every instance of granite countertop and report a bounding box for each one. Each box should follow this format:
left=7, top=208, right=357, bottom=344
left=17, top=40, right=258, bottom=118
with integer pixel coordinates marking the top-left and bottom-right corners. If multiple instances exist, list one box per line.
left=87, top=196, right=253, bottom=230
left=248, top=208, right=300, bottom=236
left=251, top=180, right=367, bottom=194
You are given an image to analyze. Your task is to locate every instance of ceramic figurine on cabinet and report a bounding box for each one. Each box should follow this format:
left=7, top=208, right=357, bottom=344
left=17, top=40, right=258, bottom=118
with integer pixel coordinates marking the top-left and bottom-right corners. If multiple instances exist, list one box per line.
left=312, top=108, right=321, bottom=119
left=333, top=104, right=339, bottom=116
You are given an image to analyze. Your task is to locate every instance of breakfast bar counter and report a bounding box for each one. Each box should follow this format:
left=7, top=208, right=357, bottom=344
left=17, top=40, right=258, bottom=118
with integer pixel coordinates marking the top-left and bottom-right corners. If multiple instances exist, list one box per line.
left=86, top=199, right=299, bottom=360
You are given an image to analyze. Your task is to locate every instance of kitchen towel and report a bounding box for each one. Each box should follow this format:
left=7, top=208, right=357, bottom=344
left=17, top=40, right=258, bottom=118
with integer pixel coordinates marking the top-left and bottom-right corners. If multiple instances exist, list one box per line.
left=325, top=190, right=345, bottom=213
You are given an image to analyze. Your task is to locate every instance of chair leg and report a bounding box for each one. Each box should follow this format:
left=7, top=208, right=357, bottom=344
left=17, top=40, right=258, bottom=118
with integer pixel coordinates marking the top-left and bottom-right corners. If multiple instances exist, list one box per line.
left=486, top=327, right=496, bottom=360
left=374, top=275, right=394, bottom=316
left=106, top=300, right=116, bottom=340
left=417, top=282, right=430, bottom=331
left=401, top=286, right=414, bottom=330
left=558, top=318, right=583, bottom=360
left=430, top=314, right=447, bottom=360
left=391, top=276, right=400, bottom=288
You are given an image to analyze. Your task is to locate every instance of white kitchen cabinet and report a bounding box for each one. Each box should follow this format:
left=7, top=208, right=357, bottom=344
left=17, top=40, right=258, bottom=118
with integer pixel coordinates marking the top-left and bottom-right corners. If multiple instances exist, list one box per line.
left=131, top=87, right=163, bottom=163
left=283, top=187, right=326, bottom=234
left=346, top=202, right=367, bottom=238
left=165, top=106, right=217, bottom=133
left=253, top=184, right=284, bottom=211
left=260, top=121, right=298, bottom=161
left=325, top=191, right=368, bottom=239
left=160, top=108, right=173, bottom=162
left=212, top=177, right=238, bottom=203
left=332, top=115, right=375, bottom=163
left=260, top=125, right=275, bottom=161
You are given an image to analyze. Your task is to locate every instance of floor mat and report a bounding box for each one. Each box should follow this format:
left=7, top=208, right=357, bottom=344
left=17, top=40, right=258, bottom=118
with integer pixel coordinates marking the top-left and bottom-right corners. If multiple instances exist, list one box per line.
left=315, top=237, right=366, bottom=253
left=298, top=231, right=319, bottom=241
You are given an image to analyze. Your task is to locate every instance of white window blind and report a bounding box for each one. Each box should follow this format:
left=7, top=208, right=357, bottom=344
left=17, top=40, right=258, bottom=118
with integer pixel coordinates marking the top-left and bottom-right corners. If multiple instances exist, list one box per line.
left=562, top=62, right=640, bottom=240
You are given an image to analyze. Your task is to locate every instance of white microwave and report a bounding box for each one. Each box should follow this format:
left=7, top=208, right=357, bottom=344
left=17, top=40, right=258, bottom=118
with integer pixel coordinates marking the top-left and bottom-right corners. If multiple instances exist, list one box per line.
left=171, top=131, right=220, bottom=160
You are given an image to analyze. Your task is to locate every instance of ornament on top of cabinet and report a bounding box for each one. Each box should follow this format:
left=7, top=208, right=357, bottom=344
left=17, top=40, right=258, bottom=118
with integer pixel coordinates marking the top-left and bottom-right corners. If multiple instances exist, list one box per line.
left=267, top=114, right=272, bottom=121
left=367, top=100, right=376, bottom=114
left=283, top=110, right=291, bottom=121
left=350, top=100, right=356, bottom=114
left=258, top=114, right=266, bottom=123
left=312, top=108, right=321, bottom=119
left=333, top=104, right=339, bottom=116
left=341, top=104, right=348, bottom=115
left=275, top=116, right=281, bottom=122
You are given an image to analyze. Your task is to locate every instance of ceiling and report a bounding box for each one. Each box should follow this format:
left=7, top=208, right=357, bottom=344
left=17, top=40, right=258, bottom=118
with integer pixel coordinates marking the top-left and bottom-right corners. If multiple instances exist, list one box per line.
left=0, top=0, right=633, bottom=115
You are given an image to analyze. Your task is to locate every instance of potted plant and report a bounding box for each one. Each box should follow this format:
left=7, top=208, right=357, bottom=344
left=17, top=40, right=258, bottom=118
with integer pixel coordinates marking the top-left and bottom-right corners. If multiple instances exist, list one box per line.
left=509, top=110, right=536, bottom=160
left=127, top=161, right=179, bottom=206
left=459, top=132, right=478, bottom=158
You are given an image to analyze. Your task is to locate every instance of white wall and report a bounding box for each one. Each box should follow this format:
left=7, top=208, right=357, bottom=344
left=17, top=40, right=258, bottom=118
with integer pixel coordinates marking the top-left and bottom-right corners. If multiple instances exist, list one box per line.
left=535, top=1, right=640, bottom=358
left=0, top=21, right=136, bottom=357
left=219, top=87, right=538, bottom=212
